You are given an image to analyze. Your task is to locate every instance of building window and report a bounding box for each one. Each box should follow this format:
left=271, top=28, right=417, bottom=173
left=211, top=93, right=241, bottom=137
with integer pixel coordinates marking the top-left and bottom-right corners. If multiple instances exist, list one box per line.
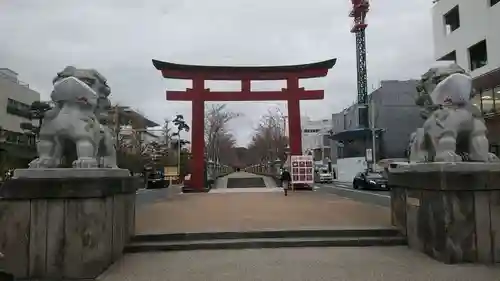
left=438, top=51, right=457, bottom=63
left=490, top=144, right=500, bottom=157
left=491, top=0, right=499, bottom=7
left=480, top=89, right=495, bottom=115
left=472, top=92, right=482, bottom=113
left=6, top=98, right=31, bottom=119
left=494, top=87, right=500, bottom=114
left=443, top=6, right=460, bottom=34
left=468, top=40, right=488, bottom=71
left=1, top=128, right=35, bottom=146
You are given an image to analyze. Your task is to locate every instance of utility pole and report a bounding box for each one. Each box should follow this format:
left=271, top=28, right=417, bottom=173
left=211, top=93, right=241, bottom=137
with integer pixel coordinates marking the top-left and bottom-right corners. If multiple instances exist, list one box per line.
left=177, top=130, right=181, bottom=176
left=370, top=98, right=377, bottom=171
left=113, top=105, right=120, bottom=148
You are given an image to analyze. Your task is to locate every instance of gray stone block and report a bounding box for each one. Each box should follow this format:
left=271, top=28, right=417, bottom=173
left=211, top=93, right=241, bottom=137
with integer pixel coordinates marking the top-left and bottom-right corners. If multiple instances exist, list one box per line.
left=0, top=176, right=136, bottom=280
left=389, top=162, right=500, bottom=173
left=389, top=168, right=500, bottom=264
left=13, top=168, right=130, bottom=178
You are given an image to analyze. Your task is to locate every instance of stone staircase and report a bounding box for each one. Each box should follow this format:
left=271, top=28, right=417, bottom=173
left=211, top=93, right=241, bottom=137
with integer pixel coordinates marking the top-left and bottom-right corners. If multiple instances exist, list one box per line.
left=226, top=177, right=266, bottom=188
left=125, top=228, right=406, bottom=253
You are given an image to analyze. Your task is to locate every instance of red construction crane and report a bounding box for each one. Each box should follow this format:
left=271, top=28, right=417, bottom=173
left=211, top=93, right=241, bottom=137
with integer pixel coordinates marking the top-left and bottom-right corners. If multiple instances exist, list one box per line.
left=349, top=0, right=370, bottom=127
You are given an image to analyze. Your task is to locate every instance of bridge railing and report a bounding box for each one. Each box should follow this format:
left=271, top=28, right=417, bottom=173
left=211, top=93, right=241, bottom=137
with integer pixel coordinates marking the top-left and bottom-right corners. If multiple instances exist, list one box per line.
left=244, top=161, right=282, bottom=185
left=206, top=161, right=233, bottom=183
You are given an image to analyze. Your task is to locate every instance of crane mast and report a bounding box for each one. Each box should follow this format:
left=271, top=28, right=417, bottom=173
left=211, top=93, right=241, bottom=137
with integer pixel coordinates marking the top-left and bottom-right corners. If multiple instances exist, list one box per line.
left=349, top=0, right=370, bottom=127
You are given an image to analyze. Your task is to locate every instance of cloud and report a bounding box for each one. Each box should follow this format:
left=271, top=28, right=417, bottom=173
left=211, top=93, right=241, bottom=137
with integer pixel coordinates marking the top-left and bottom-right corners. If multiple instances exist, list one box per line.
left=0, top=0, right=435, bottom=146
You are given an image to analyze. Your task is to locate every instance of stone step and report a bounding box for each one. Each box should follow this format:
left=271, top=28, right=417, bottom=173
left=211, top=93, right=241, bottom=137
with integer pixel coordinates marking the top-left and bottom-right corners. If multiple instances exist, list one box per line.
left=131, top=227, right=402, bottom=242
left=226, top=177, right=266, bottom=188
left=125, top=236, right=407, bottom=253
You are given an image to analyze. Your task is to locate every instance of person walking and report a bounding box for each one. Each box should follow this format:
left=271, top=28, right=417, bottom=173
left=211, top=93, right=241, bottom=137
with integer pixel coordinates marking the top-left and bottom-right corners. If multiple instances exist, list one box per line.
left=280, top=168, right=292, bottom=196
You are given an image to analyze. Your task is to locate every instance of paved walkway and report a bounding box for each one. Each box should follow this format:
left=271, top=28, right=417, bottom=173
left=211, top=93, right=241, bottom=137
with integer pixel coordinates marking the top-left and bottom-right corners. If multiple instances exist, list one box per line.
left=99, top=247, right=500, bottom=281
left=135, top=190, right=391, bottom=234
left=214, top=171, right=276, bottom=189
left=111, top=173, right=500, bottom=280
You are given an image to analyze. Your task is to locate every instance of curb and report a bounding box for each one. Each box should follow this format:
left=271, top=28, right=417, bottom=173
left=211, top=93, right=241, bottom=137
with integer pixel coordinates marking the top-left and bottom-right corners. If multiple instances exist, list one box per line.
left=126, top=228, right=406, bottom=252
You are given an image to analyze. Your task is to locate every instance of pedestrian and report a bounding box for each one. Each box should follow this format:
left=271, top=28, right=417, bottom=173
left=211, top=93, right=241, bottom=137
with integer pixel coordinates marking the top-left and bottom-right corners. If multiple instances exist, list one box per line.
left=280, top=168, right=292, bottom=196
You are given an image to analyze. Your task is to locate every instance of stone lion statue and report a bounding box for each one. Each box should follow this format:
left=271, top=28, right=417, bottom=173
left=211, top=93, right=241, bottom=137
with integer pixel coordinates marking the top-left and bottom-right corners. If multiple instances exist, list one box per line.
left=409, top=63, right=498, bottom=163
left=29, top=66, right=118, bottom=169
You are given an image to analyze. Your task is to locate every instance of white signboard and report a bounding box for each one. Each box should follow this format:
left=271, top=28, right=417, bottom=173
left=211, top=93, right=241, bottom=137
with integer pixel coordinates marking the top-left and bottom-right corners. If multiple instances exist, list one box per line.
left=290, top=155, right=314, bottom=184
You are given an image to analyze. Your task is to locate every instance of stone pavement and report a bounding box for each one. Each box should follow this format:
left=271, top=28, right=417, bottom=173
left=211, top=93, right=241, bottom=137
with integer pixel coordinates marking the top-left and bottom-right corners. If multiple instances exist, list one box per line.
left=214, top=171, right=276, bottom=189
left=98, top=247, right=500, bottom=281
left=135, top=190, right=392, bottom=234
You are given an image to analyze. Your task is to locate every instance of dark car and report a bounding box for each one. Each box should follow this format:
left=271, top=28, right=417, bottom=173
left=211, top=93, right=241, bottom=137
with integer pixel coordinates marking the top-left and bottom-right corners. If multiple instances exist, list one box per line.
left=147, top=172, right=169, bottom=189
left=353, top=171, right=389, bottom=190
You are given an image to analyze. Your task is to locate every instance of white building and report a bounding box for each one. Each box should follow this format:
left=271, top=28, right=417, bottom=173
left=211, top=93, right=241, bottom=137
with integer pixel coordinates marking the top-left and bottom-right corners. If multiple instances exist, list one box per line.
left=0, top=68, right=40, bottom=142
left=301, top=116, right=331, bottom=161
left=0, top=68, right=41, bottom=169
left=432, top=0, right=500, bottom=155
left=432, top=0, right=500, bottom=78
left=433, top=0, right=500, bottom=76
left=119, top=125, right=161, bottom=154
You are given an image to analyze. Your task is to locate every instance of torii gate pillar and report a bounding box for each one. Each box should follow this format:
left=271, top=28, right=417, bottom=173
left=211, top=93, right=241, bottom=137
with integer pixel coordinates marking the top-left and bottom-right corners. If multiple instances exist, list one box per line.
left=286, top=76, right=303, bottom=156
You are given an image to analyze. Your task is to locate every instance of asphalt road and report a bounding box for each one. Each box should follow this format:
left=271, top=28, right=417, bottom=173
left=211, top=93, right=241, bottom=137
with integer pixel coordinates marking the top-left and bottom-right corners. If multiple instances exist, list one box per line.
left=314, top=182, right=391, bottom=207
left=135, top=185, right=182, bottom=206
left=135, top=183, right=391, bottom=208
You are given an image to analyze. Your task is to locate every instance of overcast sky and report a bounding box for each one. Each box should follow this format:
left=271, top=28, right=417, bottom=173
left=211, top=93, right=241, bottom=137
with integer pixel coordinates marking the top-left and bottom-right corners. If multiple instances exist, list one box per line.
left=0, top=0, right=435, bottom=146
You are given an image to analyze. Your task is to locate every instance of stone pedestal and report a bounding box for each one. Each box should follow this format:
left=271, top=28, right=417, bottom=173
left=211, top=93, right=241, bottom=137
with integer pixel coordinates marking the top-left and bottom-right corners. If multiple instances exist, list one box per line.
left=0, top=169, right=139, bottom=280
left=388, top=162, right=500, bottom=264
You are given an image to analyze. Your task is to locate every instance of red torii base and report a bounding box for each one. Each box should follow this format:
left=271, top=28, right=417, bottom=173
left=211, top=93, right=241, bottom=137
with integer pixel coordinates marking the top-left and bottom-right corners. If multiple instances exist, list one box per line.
left=153, top=59, right=336, bottom=191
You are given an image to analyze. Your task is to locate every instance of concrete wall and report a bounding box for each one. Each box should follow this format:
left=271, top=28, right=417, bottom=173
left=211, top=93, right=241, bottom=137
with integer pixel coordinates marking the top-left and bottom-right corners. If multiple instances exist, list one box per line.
left=336, top=157, right=367, bottom=182
left=0, top=71, right=40, bottom=133
left=432, top=0, right=500, bottom=77
left=370, top=80, right=424, bottom=159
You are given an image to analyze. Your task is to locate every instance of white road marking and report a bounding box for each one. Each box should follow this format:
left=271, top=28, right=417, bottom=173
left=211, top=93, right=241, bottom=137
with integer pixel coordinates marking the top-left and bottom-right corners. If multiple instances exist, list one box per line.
left=318, top=183, right=390, bottom=199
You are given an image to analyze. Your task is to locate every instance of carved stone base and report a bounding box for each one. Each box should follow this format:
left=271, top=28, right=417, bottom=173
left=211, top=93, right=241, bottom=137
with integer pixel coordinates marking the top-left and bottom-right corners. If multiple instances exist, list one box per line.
left=0, top=171, right=139, bottom=279
left=389, top=162, right=500, bottom=264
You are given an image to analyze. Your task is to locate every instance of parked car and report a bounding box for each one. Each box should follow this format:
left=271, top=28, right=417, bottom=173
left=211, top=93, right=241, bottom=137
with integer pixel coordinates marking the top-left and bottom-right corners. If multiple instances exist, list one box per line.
left=353, top=171, right=389, bottom=190
left=146, top=172, right=169, bottom=189
left=315, top=168, right=333, bottom=183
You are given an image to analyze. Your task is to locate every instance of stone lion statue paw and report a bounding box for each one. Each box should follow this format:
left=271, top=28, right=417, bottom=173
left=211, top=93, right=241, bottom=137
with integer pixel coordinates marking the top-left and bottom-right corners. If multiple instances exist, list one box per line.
left=435, top=151, right=463, bottom=162
left=72, top=158, right=99, bottom=168
left=29, top=157, right=58, bottom=169
left=488, top=153, right=500, bottom=162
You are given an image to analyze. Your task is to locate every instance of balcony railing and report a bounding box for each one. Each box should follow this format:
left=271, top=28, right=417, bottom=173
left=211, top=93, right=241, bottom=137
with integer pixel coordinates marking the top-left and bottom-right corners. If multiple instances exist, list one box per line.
left=6, top=104, right=32, bottom=119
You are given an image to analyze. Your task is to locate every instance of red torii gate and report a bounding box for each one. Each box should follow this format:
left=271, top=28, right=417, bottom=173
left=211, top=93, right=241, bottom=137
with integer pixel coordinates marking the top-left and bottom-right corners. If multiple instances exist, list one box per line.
left=152, top=59, right=336, bottom=191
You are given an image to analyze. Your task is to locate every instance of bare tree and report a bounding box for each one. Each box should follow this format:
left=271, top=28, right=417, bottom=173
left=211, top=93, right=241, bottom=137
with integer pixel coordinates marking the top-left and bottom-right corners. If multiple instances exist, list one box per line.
left=246, top=107, right=288, bottom=165
left=204, top=104, right=241, bottom=164
left=161, top=118, right=173, bottom=146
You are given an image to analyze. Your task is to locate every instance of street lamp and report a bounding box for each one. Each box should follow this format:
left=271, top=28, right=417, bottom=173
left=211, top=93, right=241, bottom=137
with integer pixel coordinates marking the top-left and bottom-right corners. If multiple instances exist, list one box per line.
left=0, top=128, right=7, bottom=179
